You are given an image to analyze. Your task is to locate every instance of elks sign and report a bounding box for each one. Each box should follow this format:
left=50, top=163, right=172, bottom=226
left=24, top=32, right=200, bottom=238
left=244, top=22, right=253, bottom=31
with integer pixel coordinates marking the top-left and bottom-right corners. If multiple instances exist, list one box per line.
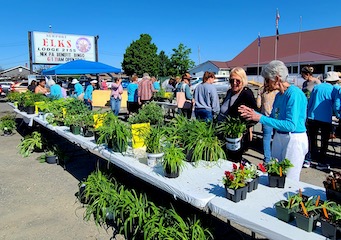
left=32, top=31, right=96, bottom=64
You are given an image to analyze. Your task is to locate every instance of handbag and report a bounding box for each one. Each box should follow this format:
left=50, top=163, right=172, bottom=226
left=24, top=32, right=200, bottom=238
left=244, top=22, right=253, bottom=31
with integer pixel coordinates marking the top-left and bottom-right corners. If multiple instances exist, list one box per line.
left=176, top=91, right=186, bottom=108
left=182, top=100, right=192, bottom=110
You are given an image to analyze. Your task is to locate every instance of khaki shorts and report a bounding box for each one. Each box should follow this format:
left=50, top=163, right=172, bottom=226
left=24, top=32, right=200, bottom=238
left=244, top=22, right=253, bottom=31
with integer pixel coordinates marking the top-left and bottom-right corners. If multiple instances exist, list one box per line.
left=77, top=93, right=84, bottom=101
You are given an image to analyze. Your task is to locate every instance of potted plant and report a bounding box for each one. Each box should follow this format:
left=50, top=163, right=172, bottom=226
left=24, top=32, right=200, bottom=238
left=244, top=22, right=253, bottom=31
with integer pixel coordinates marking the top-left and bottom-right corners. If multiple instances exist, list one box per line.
left=222, top=163, right=248, bottom=203
left=324, top=170, right=341, bottom=204
left=275, top=192, right=303, bottom=222
left=64, top=114, right=84, bottom=135
left=294, top=195, right=321, bottom=232
left=96, top=113, right=131, bottom=153
left=186, top=120, right=226, bottom=163
left=128, top=102, right=164, bottom=149
left=0, top=114, right=16, bottom=135
left=216, top=116, right=247, bottom=151
left=319, top=201, right=341, bottom=239
left=243, top=162, right=260, bottom=192
left=261, top=158, right=294, bottom=188
left=23, top=92, right=36, bottom=114
left=141, top=125, right=165, bottom=167
left=162, top=143, right=185, bottom=178
left=17, top=131, right=43, bottom=157
left=81, top=111, right=95, bottom=137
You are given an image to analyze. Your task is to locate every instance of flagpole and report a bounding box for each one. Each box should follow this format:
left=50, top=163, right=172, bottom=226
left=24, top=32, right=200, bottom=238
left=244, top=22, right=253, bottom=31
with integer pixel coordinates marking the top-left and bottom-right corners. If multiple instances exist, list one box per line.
left=297, top=16, right=302, bottom=85
left=257, top=32, right=260, bottom=82
left=275, top=9, right=280, bottom=60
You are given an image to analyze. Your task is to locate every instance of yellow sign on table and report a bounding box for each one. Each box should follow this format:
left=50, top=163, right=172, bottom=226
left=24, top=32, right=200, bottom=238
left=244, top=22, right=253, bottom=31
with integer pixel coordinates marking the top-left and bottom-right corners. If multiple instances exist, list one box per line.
left=131, top=123, right=150, bottom=149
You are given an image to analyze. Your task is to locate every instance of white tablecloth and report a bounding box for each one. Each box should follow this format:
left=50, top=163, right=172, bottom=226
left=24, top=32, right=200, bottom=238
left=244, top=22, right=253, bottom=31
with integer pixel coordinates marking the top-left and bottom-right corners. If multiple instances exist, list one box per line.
left=207, top=176, right=326, bottom=240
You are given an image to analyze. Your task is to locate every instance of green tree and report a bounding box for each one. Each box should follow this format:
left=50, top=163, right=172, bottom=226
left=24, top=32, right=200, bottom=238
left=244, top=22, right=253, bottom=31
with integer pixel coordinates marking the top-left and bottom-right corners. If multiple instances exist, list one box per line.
left=168, top=43, right=195, bottom=76
left=158, top=50, right=170, bottom=77
left=122, top=34, right=159, bottom=76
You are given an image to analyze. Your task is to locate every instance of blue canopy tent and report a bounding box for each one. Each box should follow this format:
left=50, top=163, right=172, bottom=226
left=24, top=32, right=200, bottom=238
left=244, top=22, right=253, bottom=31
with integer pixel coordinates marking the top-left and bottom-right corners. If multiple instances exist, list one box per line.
left=42, top=60, right=121, bottom=75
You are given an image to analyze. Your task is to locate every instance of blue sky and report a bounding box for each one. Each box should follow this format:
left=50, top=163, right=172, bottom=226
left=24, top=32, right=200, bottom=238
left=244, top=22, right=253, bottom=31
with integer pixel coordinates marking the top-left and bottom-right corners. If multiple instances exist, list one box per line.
left=1, top=0, right=339, bottom=71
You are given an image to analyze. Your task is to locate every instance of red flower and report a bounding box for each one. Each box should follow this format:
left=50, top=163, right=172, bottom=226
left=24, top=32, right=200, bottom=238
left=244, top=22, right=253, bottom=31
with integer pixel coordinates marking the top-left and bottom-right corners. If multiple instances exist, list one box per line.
left=240, top=164, right=244, bottom=170
left=229, top=175, right=234, bottom=181
left=233, top=163, right=238, bottom=170
left=225, top=171, right=231, bottom=177
left=258, top=163, right=266, bottom=173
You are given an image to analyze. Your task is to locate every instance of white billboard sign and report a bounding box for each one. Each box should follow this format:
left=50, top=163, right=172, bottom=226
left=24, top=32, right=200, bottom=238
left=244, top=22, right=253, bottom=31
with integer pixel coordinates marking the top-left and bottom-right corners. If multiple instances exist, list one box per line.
left=32, top=31, right=96, bottom=64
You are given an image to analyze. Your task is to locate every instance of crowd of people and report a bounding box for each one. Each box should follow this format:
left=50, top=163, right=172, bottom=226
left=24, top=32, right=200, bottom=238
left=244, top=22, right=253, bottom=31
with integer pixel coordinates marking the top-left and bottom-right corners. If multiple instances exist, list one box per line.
left=25, top=61, right=341, bottom=182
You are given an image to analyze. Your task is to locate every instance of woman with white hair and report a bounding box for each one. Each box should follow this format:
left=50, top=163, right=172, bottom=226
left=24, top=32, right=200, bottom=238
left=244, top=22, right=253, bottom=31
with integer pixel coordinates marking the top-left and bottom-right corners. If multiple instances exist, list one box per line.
left=238, top=60, right=308, bottom=181
left=48, top=79, right=63, bottom=99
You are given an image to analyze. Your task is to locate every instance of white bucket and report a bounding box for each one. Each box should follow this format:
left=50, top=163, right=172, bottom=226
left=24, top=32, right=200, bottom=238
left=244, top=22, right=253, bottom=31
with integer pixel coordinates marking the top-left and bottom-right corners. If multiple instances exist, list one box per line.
left=225, top=137, right=242, bottom=151
left=146, top=152, right=164, bottom=167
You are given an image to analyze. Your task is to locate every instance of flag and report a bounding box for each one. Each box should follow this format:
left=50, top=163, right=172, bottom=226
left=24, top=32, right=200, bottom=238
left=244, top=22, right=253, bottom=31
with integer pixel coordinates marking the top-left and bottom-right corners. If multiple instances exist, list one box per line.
left=276, top=9, right=280, bottom=40
left=257, top=33, right=261, bottom=47
left=276, top=9, right=280, bottom=27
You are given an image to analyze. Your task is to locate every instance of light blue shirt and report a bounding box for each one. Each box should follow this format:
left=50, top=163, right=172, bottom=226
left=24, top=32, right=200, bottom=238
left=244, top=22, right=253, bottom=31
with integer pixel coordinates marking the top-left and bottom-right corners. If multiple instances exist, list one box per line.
left=74, top=83, right=84, bottom=97
left=193, top=83, right=220, bottom=114
left=84, top=85, right=94, bottom=101
left=153, top=81, right=160, bottom=91
left=127, top=83, right=138, bottom=102
left=50, top=84, right=63, bottom=99
left=260, top=85, right=307, bottom=133
left=307, top=82, right=340, bottom=123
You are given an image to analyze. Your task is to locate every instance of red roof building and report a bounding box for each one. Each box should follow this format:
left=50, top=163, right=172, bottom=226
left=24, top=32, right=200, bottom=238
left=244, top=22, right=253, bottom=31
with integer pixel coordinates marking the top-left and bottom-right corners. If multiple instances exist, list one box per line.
left=191, top=26, right=341, bottom=76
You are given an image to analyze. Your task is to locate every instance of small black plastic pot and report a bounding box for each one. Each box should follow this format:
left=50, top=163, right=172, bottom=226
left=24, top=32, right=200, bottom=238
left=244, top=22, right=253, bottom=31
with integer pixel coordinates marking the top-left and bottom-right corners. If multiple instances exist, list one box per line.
left=268, top=174, right=286, bottom=188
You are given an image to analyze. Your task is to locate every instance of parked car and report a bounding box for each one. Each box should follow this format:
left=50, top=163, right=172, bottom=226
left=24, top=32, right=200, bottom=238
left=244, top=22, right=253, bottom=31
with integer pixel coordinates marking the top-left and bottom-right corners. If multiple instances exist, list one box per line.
left=0, top=81, right=15, bottom=96
left=0, top=85, right=3, bottom=97
left=106, top=77, right=130, bottom=89
left=190, top=76, right=230, bottom=96
left=12, top=80, right=29, bottom=93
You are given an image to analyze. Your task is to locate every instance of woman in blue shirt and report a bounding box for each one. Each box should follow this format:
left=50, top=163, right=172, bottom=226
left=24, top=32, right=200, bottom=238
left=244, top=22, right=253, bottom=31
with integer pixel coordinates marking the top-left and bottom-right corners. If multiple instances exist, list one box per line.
left=48, top=79, right=63, bottom=99
left=178, top=73, right=193, bottom=119
left=84, top=80, right=97, bottom=110
left=127, top=76, right=139, bottom=115
left=71, top=79, right=84, bottom=100
left=239, top=60, right=308, bottom=181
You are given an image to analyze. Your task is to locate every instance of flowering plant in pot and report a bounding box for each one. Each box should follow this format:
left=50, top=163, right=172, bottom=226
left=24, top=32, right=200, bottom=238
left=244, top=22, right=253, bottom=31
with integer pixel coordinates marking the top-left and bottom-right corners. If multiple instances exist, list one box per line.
left=140, top=125, right=165, bottom=167
left=259, top=158, right=294, bottom=188
left=243, top=163, right=260, bottom=192
left=324, top=170, right=341, bottom=204
left=222, top=163, right=247, bottom=203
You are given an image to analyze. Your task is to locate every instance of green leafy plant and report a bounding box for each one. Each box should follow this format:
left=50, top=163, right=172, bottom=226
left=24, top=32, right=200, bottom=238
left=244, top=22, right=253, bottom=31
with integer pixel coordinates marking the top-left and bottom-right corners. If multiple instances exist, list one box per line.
left=186, top=120, right=226, bottom=162
left=141, top=125, right=165, bottom=154
left=266, top=158, right=294, bottom=176
left=96, top=112, right=131, bottom=153
left=162, top=143, right=185, bottom=175
left=64, top=113, right=84, bottom=127
left=0, top=114, right=16, bottom=134
left=80, top=170, right=213, bottom=239
left=223, top=163, right=247, bottom=189
left=216, top=116, right=247, bottom=139
left=17, top=131, right=43, bottom=157
left=279, top=192, right=303, bottom=209
left=128, top=102, right=163, bottom=125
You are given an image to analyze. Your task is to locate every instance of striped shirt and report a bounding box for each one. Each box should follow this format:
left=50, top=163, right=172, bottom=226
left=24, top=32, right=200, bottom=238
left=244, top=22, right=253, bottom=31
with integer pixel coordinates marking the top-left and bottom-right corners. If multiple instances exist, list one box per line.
left=138, top=79, right=154, bottom=101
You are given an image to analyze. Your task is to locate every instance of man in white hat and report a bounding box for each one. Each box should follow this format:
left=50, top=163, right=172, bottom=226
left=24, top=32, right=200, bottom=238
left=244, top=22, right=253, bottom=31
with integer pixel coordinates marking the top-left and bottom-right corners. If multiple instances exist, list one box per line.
left=84, top=80, right=98, bottom=110
left=304, top=71, right=341, bottom=170
left=71, top=78, right=84, bottom=100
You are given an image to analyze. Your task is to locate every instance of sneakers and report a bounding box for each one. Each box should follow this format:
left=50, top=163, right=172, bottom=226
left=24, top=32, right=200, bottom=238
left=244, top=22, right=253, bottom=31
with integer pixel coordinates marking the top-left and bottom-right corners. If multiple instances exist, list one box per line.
left=316, top=163, right=331, bottom=171
left=302, top=160, right=311, bottom=168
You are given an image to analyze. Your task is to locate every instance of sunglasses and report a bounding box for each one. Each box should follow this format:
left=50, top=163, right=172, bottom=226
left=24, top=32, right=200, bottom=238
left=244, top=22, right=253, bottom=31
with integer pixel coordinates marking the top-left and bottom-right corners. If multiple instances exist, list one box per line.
left=229, top=78, right=241, bottom=84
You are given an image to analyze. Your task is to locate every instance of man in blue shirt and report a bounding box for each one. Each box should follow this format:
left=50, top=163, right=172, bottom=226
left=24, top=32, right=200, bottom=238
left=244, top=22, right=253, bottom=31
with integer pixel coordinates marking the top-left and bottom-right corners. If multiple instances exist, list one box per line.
left=305, top=71, right=340, bottom=170
left=239, top=60, right=308, bottom=181
left=84, top=80, right=97, bottom=110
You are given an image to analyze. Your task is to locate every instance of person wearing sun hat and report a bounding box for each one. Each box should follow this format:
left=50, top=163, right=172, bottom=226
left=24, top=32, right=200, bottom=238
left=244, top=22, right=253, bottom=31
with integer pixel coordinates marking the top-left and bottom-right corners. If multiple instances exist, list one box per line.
left=71, top=78, right=84, bottom=100
left=304, top=71, right=341, bottom=170
left=84, top=80, right=97, bottom=110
